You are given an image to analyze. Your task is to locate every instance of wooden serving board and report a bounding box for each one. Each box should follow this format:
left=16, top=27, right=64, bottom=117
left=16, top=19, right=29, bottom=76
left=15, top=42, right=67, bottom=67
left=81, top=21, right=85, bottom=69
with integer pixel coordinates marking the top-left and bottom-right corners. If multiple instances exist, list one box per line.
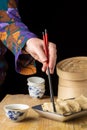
left=1, top=94, right=87, bottom=130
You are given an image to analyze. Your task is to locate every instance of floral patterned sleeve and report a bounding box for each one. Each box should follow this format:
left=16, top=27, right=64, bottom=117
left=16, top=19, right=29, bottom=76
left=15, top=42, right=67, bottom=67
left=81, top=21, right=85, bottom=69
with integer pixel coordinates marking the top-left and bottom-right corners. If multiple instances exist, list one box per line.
left=0, top=0, right=37, bottom=75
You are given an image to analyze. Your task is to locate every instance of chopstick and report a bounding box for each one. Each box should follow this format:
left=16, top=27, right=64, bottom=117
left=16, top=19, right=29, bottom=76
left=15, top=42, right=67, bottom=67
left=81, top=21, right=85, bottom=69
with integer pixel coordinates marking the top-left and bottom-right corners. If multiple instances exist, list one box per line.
left=42, top=29, right=56, bottom=112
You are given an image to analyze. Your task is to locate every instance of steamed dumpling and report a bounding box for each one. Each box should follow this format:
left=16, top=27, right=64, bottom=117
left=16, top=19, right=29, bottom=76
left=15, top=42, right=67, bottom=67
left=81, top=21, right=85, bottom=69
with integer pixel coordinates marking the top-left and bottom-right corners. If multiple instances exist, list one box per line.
left=56, top=99, right=71, bottom=115
left=42, top=102, right=54, bottom=113
left=56, top=98, right=81, bottom=114
left=66, top=100, right=81, bottom=113
left=75, top=95, right=87, bottom=110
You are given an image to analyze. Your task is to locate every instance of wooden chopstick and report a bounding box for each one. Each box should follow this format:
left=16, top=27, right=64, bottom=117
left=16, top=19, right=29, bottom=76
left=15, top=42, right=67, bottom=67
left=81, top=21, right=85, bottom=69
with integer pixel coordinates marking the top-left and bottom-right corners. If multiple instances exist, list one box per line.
left=42, top=29, right=56, bottom=112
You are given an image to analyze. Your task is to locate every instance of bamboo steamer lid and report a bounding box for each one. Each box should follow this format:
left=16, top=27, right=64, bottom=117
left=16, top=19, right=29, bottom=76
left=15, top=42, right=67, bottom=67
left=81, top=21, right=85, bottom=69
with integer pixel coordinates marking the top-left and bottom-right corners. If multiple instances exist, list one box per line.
left=56, top=56, right=87, bottom=99
left=56, top=56, right=87, bottom=81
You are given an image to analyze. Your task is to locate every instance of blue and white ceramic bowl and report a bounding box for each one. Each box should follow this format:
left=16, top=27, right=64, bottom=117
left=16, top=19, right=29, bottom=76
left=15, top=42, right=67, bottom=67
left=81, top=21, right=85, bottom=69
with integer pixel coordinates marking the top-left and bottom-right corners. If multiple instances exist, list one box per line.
left=4, top=104, right=29, bottom=122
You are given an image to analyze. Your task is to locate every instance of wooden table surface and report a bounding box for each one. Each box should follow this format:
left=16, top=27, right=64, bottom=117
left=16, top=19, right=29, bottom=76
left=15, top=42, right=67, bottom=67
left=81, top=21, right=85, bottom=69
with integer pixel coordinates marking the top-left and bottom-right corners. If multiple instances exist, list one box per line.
left=0, top=94, right=87, bottom=130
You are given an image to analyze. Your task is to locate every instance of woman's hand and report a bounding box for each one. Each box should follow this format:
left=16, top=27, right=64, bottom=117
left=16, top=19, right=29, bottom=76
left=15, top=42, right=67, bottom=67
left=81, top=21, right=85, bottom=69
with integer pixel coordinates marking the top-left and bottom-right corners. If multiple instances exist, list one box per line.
left=25, top=38, right=57, bottom=74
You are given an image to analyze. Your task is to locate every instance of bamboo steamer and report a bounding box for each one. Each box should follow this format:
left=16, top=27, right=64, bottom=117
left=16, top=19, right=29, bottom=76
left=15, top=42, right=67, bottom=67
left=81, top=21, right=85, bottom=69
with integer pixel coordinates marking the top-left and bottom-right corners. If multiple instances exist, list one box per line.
left=56, top=56, right=87, bottom=99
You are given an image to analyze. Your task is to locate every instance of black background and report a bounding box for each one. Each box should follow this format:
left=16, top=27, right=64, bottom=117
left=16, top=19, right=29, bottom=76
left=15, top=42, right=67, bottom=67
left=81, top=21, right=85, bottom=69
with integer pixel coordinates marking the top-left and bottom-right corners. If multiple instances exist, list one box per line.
left=1, top=1, right=87, bottom=100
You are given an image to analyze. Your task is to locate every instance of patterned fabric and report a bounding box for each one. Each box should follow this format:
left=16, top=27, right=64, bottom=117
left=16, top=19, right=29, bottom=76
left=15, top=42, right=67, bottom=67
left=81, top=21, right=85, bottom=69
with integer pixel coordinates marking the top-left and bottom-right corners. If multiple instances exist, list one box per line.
left=0, top=0, right=37, bottom=86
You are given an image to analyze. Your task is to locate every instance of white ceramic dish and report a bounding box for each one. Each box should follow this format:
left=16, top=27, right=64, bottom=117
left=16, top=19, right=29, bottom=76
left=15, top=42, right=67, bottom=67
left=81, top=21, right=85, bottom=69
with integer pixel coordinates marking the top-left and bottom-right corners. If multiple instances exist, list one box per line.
left=32, top=104, right=87, bottom=122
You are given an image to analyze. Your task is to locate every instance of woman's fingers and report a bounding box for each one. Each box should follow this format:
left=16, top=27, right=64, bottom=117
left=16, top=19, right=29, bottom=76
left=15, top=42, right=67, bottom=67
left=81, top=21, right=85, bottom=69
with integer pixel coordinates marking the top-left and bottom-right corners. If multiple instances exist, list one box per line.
left=26, top=38, right=57, bottom=74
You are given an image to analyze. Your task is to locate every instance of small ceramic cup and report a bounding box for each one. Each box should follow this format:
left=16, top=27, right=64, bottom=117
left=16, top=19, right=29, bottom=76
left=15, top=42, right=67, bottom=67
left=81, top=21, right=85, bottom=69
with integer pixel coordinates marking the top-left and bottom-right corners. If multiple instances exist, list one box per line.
left=27, top=76, right=45, bottom=98
left=4, top=104, right=29, bottom=122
